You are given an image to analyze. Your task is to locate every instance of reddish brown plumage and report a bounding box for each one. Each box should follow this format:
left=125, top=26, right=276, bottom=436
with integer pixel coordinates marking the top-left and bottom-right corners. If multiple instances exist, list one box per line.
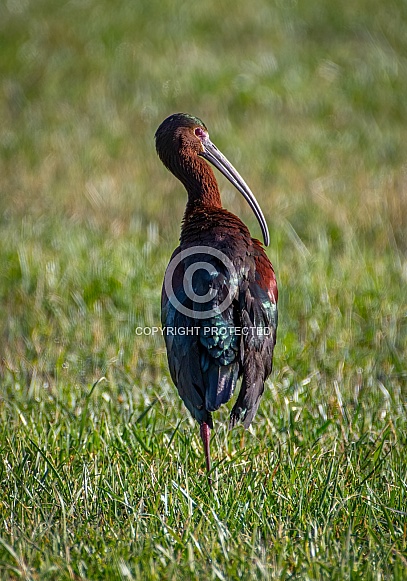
left=156, top=113, right=278, bottom=485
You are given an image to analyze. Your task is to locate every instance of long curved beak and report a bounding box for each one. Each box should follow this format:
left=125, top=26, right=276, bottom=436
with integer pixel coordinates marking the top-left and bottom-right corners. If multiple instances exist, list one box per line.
left=200, top=139, right=270, bottom=246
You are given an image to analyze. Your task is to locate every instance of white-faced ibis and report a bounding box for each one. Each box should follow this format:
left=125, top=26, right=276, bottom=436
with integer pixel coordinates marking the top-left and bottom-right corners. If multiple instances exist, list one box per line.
left=156, top=113, right=278, bottom=486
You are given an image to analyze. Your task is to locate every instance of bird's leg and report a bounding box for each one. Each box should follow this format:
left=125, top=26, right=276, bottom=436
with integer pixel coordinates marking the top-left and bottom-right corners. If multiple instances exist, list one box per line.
left=200, top=422, right=212, bottom=488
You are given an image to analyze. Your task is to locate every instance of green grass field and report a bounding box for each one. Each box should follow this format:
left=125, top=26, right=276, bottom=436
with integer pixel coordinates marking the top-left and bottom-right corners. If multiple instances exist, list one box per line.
left=1, top=0, right=407, bottom=578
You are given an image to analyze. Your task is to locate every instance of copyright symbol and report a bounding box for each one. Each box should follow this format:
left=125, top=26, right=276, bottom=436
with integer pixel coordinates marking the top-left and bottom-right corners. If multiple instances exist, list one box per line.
left=164, top=245, right=238, bottom=320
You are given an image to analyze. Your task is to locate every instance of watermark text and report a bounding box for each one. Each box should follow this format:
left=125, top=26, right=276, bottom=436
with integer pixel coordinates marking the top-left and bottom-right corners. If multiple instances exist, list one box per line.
left=135, top=326, right=272, bottom=337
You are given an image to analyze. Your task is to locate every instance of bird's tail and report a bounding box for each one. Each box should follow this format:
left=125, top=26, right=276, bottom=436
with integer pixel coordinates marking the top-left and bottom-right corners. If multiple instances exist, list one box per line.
left=229, top=351, right=265, bottom=429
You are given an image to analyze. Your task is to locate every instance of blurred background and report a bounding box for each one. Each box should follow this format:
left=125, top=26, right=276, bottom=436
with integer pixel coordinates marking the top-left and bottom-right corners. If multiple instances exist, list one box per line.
left=1, top=1, right=407, bottom=577
left=1, top=0, right=406, bottom=399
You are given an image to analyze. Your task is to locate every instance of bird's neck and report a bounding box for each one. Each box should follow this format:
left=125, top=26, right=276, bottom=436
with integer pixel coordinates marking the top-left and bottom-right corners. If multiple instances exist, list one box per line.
left=180, top=157, right=222, bottom=215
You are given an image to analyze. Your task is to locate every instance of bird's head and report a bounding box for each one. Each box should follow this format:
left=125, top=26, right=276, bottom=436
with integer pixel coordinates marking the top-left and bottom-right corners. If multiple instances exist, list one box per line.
left=155, top=113, right=269, bottom=246
left=155, top=113, right=208, bottom=165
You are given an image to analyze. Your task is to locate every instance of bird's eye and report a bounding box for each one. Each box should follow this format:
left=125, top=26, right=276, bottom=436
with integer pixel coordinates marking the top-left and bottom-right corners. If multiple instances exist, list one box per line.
left=194, top=127, right=207, bottom=142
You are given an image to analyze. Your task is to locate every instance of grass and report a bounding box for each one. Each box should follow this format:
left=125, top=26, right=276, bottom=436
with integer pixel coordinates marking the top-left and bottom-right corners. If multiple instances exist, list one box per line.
left=1, top=0, right=407, bottom=578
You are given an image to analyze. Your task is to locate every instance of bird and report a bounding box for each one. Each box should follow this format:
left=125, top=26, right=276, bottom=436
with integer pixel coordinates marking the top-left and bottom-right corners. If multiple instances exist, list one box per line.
left=156, top=113, right=278, bottom=485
